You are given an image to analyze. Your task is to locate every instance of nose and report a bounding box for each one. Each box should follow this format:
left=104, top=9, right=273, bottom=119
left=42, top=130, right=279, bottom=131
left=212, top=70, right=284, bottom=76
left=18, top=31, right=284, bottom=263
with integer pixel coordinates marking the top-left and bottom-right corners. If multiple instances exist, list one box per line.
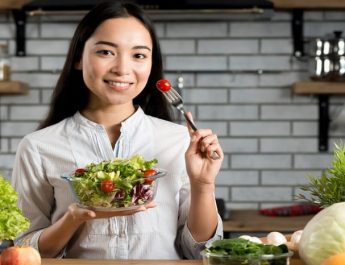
left=110, top=55, right=130, bottom=76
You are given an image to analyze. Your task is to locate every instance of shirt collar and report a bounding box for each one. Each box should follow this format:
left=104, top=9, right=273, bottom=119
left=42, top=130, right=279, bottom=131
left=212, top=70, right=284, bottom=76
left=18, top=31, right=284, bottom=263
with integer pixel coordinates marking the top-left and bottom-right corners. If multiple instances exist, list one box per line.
left=73, top=106, right=146, bottom=133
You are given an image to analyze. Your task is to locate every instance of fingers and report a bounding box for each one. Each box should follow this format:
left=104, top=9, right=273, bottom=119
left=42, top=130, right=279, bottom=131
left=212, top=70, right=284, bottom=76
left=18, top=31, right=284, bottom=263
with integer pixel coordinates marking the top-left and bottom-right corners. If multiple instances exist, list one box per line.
left=68, top=203, right=96, bottom=222
left=199, top=133, right=223, bottom=160
left=185, top=112, right=224, bottom=160
left=187, top=127, right=223, bottom=159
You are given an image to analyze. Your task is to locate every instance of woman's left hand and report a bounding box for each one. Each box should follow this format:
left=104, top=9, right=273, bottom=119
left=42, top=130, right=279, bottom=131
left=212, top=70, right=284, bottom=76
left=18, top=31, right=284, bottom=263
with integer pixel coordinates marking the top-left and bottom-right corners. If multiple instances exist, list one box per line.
left=185, top=113, right=224, bottom=189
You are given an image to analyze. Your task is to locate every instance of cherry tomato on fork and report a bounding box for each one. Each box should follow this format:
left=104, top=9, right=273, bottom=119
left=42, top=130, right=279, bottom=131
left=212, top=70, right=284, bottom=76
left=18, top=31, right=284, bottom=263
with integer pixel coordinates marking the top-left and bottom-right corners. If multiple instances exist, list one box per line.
left=156, top=79, right=172, bottom=92
left=101, top=180, right=114, bottom=193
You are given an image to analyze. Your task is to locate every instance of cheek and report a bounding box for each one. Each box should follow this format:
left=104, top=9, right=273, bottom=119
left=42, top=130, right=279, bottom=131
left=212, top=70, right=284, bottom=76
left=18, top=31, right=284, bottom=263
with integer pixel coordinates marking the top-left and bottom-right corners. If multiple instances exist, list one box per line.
left=137, top=63, right=152, bottom=83
left=83, top=60, right=104, bottom=81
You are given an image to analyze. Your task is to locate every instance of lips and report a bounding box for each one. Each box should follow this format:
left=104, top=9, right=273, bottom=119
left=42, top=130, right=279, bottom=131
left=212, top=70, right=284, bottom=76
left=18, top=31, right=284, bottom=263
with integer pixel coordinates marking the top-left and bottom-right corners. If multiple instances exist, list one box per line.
left=106, top=80, right=133, bottom=91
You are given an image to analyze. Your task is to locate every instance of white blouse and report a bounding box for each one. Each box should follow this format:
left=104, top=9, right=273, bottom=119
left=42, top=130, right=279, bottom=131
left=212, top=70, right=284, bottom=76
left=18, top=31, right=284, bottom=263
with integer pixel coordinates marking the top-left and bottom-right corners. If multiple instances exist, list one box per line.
left=12, top=107, right=223, bottom=259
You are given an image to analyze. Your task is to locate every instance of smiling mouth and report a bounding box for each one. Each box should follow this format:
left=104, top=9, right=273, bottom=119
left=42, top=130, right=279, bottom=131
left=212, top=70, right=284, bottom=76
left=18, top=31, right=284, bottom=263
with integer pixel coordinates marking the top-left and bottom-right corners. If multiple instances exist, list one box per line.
left=106, top=80, right=132, bottom=90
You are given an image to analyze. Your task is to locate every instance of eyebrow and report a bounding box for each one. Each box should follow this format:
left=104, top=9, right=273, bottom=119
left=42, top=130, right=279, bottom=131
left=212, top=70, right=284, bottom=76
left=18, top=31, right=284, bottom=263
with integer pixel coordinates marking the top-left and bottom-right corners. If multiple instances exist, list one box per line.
left=95, top=41, right=152, bottom=51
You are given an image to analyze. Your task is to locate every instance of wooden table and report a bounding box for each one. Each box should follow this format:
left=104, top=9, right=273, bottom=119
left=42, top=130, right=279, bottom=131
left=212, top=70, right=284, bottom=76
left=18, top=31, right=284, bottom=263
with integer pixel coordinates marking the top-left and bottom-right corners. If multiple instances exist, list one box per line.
left=223, top=210, right=313, bottom=236
left=41, top=261, right=201, bottom=265
left=41, top=258, right=304, bottom=265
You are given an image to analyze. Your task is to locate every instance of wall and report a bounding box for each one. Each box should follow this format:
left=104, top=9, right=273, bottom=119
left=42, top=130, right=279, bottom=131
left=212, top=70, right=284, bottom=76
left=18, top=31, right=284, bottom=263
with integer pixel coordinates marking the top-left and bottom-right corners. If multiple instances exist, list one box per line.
left=0, top=9, right=345, bottom=210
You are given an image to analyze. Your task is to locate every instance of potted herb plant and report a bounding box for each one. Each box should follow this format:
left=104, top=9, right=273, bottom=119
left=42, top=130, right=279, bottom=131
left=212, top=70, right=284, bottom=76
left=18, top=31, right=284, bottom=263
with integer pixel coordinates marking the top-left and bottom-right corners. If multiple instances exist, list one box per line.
left=0, top=175, right=30, bottom=253
left=297, top=142, right=345, bottom=208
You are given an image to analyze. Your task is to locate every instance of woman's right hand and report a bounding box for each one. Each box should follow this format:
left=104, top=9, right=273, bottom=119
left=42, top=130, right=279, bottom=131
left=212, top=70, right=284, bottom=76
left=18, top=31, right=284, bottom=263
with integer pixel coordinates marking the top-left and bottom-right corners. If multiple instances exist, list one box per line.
left=67, top=202, right=156, bottom=223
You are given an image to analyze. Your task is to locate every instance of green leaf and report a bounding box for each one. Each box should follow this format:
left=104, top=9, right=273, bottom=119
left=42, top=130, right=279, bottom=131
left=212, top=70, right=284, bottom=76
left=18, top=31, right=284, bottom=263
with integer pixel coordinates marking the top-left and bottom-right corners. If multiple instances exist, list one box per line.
left=297, top=142, right=345, bottom=208
left=0, top=175, right=30, bottom=240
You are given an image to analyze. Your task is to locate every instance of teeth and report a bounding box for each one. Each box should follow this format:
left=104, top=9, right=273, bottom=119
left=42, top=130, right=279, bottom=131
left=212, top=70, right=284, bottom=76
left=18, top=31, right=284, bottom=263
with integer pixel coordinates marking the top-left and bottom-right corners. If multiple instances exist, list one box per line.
left=108, top=81, right=129, bottom=87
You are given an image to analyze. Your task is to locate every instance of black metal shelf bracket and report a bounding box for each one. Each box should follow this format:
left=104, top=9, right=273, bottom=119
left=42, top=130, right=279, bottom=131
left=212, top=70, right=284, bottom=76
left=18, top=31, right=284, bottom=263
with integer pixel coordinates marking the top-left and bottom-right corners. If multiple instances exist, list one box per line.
left=292, top=9, right=304, bottom=58
left=12, top=10, right=26, bottom=57
left=318, top=95, right=330, bottom=152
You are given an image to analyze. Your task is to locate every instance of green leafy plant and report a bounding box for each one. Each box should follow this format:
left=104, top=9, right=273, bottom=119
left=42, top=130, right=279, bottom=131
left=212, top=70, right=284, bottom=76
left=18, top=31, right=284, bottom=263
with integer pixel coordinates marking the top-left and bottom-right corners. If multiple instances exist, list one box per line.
left=0, top=175, right=30, bottom=240
left=204, top=238, right=290, bottom=265
left=297, top=142, right=345, bottom=208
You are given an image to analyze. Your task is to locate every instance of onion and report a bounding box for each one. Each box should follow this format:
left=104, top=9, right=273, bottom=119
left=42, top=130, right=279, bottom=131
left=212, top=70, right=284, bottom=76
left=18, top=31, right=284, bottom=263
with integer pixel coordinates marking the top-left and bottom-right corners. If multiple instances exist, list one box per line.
left=266, top=231, right=287, bottom=246
left=239, top=235, right=263, bottom=244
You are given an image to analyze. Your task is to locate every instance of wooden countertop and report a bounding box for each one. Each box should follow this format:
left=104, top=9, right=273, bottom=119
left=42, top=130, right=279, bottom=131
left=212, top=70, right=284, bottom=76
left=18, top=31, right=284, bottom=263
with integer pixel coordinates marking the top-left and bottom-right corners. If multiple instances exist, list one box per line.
left=41, top=258, right=304, bottom=265
left=41, top=260, right=201, bottom=265
left=223, top=210, right=313, bottom=233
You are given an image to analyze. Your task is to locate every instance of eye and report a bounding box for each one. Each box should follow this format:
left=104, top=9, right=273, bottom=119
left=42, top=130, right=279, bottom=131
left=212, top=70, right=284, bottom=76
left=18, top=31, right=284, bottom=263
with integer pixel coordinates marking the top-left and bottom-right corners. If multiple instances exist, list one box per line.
left=134, top=53, right=147, bottom=59
left=96, top=50, right=114, bottom=56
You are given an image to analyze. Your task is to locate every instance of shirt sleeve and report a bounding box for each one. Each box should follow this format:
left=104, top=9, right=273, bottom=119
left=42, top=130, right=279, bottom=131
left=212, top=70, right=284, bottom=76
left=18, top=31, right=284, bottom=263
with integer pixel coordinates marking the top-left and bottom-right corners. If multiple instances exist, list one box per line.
left=175, top=174, right=223, bottom=259
left=11, top=137, right=56, bottom=254
left=179, top=214, right=223, bottom=259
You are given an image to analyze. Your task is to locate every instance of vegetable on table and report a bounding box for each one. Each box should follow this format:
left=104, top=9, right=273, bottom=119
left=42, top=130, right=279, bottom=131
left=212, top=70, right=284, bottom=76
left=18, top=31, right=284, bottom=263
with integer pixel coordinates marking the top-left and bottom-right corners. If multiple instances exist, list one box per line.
left=322, top=253, right=345, bottom=265
left=297, top=143, right=345, bottom=265
left=299, top=202, right=345, bottom=265
left=0, top=175, right=30, bottom=241
left=203, top=238, right=290, bottom=265
left=286, top=230, right=303, bottom=251
left=266, top=231, right=287, bottom=246
left=1, top=246, right=41, bottom=265
left=297, top=142, right=345, bottom=208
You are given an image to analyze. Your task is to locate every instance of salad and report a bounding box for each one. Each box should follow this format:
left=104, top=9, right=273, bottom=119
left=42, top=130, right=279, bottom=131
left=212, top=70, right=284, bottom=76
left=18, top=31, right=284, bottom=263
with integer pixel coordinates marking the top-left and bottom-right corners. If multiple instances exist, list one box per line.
left=202, top=238, right=291, bottom=265
left=65, top=155, right=163, bottom=209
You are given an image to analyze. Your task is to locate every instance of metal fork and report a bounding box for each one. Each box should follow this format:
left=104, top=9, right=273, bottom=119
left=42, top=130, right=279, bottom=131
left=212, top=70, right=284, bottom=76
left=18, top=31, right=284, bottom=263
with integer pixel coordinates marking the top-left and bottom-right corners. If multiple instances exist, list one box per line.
left=162, top=87, right=198, bottom=131
left=159, top=84, right=220, bottom=160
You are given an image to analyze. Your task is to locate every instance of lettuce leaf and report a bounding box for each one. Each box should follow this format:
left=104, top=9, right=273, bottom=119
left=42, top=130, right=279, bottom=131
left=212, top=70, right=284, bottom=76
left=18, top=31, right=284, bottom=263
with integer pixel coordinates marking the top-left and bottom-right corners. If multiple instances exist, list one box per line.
left=0, top=175, right=30, bottom=240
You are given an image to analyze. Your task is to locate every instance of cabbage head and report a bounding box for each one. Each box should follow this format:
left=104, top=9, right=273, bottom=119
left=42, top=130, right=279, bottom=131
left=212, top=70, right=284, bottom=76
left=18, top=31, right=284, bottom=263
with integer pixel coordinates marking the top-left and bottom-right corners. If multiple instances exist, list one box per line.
left=299, top=202, right=345, bottom=265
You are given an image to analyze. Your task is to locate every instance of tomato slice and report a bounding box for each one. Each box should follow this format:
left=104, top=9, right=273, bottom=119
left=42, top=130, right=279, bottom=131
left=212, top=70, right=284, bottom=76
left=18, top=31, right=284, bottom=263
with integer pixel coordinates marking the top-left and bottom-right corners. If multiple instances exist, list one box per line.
left=75, top=168, right=87, bottom=175
left=143, top=169, right=157, bottom=177
left=143, top=169, right=157, bottom=184
left=156, top=79, right=171, bottom=92
left=144, top=178, right=154, bottom=184
left=101, top=180, right=114, bottom=193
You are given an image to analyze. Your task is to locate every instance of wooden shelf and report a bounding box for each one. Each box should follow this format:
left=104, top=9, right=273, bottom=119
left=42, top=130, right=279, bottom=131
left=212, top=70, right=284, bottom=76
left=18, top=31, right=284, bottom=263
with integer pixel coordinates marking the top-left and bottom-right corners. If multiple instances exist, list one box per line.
left=293, top=81, right=345, bottom=94
left=0, top=81, right=28, bottom=95
left=223, top=210, right=312, bottom=233
left=271, top=0, right=345, bottom=9
left=0, top=0, right=31, bottom=10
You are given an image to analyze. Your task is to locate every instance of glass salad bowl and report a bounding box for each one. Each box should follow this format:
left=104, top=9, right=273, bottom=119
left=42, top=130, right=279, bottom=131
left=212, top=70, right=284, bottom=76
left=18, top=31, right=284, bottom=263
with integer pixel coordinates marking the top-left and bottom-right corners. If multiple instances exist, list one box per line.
left=201, top=238, right=293, bottom=265
left=61, top=156, right=166, bottom=212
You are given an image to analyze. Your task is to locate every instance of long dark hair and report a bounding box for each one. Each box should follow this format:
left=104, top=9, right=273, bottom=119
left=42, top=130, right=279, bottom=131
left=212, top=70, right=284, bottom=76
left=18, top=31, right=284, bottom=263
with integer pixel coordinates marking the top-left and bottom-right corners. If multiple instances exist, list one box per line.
left=38, top=1, right=172, bottom=129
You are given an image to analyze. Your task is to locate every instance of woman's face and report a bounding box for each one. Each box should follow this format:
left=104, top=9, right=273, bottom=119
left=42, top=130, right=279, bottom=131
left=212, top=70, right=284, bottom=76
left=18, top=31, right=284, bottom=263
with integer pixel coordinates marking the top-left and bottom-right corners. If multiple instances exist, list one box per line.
left=77, top=17, right=153, bottom=109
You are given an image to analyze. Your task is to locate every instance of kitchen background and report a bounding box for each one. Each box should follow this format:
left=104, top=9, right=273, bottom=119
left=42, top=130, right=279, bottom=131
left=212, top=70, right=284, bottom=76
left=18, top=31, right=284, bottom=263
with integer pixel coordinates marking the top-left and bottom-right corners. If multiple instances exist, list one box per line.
left=0, top=6, right=345, bottom=211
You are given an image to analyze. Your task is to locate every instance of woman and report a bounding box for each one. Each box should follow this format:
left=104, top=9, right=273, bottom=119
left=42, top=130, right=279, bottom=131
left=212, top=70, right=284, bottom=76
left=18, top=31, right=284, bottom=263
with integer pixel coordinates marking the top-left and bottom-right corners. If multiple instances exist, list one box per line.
left=12, top=1, right=224, bottom=260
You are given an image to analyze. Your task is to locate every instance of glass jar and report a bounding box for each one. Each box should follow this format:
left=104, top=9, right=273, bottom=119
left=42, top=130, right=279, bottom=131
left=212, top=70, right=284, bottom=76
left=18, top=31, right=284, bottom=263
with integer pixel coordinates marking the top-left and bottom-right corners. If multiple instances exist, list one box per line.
left=0, top=44, right=11, bottom=81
